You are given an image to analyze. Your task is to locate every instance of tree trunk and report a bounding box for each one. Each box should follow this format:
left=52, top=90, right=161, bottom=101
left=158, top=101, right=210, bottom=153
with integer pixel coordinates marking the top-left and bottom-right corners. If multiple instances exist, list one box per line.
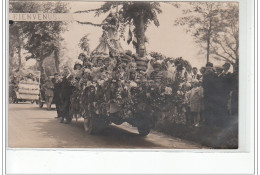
left=135, top=11, right=145, bottom=54
left=17, top=46, right=22, bottom=70
left=206, top=19, right=212, bottom=64
left=38, top=58, right=44, bottom=74
left=54, top=49, right=60, bottom=73
left=206, top=37, right=210, bottom=63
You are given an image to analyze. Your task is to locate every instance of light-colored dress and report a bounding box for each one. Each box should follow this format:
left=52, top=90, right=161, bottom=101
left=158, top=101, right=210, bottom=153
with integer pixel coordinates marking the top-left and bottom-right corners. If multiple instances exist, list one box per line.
left=190, top=86, right=203, bottom=113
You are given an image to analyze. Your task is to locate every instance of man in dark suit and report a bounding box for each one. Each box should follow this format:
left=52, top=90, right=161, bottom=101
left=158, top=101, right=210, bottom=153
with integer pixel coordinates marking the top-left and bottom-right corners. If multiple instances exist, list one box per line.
left=202, top=62, right=218, bottom=126
left=60, top=66, right=74, bottom=124
left=218, top=63, right=233, bottom=126
left=53, top=73, right=63, bottom=119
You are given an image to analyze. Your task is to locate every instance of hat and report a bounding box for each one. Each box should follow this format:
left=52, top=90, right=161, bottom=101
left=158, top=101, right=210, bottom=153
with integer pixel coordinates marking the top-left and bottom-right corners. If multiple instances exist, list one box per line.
left=215, top=66, right=223, bottom=71
left=125, top=50, right=132, bottom=56
left=74, top=61, right=83, bottom=70
left=78, top=53, right=87, bottom=59
left=222, top=62, right=231, bottom=68
left=206, top=62, right=213, bottom=67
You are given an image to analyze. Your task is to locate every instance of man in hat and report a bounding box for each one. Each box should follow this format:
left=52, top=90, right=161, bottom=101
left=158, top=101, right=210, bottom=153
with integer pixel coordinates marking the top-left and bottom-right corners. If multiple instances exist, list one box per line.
left=131, top=44, right=149, bottom=82
left=73, top=61, right=84, bottom=82
left=202, top=62, right=218, bottom=126
left=60, top=66, right=74, bottom=124
left=78, top=53, right=89, bottom=68
left=53, top=73, right=63, bottom=118
left=217, top=62, right=234, bottom=126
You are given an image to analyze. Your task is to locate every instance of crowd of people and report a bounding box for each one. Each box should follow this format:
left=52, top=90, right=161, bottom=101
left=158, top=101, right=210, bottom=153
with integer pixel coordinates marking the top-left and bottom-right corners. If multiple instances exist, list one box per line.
left=38, top=45, right=238, bottom=129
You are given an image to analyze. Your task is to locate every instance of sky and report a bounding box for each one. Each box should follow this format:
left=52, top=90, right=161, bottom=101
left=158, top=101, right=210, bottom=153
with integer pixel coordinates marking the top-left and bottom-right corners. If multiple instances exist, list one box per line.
left=24, top=1, right=227, bottom=69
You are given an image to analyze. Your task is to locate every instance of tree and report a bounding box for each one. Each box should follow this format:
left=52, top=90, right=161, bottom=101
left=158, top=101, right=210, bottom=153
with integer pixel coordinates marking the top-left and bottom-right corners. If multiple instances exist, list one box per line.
left=210, top=3, right=239, bottom=72
left=175, top=2, right=223, bottom=63
left=9, top=2, right=36, bottom=71
left=76, top=2, right=162, bottom=53
left=9, top=25, right=23, bottom=71
left=9, top=1, right=69, bottom=74
left=79, top=34, right=91, bottom=55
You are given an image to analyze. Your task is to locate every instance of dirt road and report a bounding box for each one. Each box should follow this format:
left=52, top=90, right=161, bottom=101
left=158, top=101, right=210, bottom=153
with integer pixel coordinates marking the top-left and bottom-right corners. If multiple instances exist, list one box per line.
left=8, top=103, right=205, bottom=149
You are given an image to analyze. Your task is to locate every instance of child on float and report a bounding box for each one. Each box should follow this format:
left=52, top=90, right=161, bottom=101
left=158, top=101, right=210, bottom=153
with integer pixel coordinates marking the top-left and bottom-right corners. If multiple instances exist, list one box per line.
left=78, top=53, right=89, bottom=68
left=149, top=60, right=164, bottom=84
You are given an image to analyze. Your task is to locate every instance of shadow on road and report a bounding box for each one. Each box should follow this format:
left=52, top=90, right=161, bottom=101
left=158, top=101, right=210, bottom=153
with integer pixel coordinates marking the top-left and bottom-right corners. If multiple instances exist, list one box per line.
left=32, top=117, right=162, bottom=148
left=8, top=104, right=56, bottom=112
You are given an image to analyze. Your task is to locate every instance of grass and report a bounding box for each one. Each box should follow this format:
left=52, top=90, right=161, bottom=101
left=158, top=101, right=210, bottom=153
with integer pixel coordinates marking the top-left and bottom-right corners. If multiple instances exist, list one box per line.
left=154, top=117, right=238, bottom=149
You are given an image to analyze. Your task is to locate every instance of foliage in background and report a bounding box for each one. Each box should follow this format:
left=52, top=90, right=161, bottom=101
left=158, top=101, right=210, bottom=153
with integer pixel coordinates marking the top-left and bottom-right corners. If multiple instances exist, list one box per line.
left=175, top=2, right=239, bottom=70
left=9, top=2, right=34, bottom=72
left=9, top=1, right=69, bottom=75
left=210, top=3, right=239, bottom=72
left=175, top=2, right=224, bottom=64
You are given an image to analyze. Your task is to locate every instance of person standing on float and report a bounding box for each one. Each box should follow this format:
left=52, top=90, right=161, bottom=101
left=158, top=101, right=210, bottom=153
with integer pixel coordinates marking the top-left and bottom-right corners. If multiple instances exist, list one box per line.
left=133, top=44, right=150, bottom=82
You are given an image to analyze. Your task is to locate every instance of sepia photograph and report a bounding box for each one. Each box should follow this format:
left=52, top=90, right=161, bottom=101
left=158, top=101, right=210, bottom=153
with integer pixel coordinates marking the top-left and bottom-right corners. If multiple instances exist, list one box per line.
left=8, top=1, right=239, bottom=149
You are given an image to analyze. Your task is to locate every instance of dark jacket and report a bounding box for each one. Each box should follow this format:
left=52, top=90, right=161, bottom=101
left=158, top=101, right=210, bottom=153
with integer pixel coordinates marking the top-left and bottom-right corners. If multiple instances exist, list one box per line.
left=53, top=81, right=63, bottom=103
left=61, top=76, right=74, bottom=99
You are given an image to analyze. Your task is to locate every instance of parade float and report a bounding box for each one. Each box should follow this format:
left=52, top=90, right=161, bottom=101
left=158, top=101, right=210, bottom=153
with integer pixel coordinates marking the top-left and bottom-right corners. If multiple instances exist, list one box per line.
left=69, top=13, right=157, bottom=135
left=69, top=11, right=193, bottom=136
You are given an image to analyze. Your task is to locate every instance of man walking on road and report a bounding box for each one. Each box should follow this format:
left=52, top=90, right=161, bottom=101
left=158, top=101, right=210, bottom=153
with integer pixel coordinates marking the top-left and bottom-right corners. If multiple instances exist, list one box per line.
left=60, top=66, right=74, bottom=124
left=42, top=77, right=54, bottom=111
left=53, top=73, right=63, bottom=118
